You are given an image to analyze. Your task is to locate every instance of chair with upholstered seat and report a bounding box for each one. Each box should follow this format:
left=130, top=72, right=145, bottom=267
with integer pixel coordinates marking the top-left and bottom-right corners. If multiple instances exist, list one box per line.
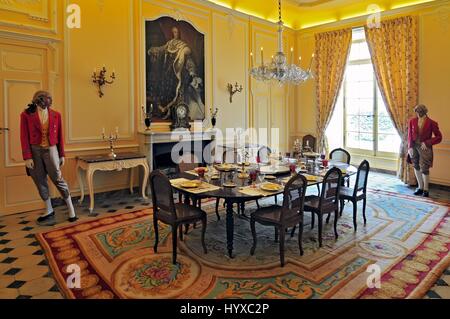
left=177, top=152, right=200, bottom=174
left=177, top=152, right=201, bottom=205
left=329, top=148, right=351, bottom=186
left=329, top=148, right=351, bottom=164
left=338, top=160, right=370, bottom=231
left=303, top=167, right=342, bottom=247
left=302, top=135, right=316, bottom=152
left=257, top=146, right=272, bottom=164
left=214, top=149, right=239, bottom=220
left=250, top=174, right=308, bottom=267
left=150, top=170, right=207, bottom=264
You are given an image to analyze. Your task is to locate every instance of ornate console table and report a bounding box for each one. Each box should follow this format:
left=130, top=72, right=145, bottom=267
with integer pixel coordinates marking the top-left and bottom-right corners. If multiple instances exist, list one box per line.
left=76, top=152, right=149, bottom=215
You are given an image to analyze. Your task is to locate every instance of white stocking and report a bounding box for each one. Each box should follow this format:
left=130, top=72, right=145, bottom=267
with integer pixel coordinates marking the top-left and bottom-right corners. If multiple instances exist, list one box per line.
left=65, top=196, right=76, bottom=218
left=414, top=169, right=424, bottom=190
left=42, top=198, right=53, bottom=216
left=422, top=174, right=430, bottom=191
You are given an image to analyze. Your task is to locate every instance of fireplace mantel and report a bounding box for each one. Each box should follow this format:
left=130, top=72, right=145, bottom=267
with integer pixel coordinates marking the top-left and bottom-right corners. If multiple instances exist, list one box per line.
left=138, top=129, right=217, bottom=171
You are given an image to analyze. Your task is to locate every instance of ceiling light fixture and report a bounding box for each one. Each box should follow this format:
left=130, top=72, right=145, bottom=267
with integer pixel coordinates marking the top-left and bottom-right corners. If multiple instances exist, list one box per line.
left=250, top=0, right=314, bottom=85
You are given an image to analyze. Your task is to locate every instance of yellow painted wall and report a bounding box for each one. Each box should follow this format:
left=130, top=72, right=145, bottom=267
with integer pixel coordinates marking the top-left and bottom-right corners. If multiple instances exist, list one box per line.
left=294, top=1, right=450, bottom=185
left=0, top=0, right=296, bottom=214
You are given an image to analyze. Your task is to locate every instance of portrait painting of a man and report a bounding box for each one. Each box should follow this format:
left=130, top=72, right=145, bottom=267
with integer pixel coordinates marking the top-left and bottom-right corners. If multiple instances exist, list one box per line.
left=146, top=17, right=205, bottom=122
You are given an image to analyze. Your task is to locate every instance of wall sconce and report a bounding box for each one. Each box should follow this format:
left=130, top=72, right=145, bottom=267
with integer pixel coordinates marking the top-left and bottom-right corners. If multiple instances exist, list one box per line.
left=92, top=66, right=116, bottom=98
left=227, top=82, right=243, bottom=103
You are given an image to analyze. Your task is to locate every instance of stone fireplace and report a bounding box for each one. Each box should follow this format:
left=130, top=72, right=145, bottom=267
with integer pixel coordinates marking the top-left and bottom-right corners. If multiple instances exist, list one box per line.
left=139, top=130, right=216, bottom=176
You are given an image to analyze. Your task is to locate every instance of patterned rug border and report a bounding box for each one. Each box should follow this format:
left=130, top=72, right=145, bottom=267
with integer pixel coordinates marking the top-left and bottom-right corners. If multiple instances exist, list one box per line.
left=36, top=211, right=153, bottom=299
left=35, top=191, right=450, bottom=299
left=359, top=208, right=450, bottom=299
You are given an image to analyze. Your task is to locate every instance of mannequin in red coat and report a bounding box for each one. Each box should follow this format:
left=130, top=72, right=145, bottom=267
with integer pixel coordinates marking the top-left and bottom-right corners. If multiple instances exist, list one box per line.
left=407, top=104, right=443, bottom=197
left=20, top=91, right=78, bottom=225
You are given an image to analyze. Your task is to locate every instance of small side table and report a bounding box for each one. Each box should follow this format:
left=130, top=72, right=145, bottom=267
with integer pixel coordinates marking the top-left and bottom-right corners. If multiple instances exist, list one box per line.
left=76, top=152, right=150, bottom=215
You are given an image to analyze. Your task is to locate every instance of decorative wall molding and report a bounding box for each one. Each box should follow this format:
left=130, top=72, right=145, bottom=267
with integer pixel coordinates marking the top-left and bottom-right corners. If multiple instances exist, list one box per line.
left=3, top=79, right=42, bottom=168
left=297, top=0, right=450, bottom=35
left=211, top=12, right=249, bottom=130
left=0, top=29, right=60, bottom=44
left=0, top=0, right=49, bottom=21
left=64, top=0, right=135, bottom=143
left=0, top=0, right=58, bottom=35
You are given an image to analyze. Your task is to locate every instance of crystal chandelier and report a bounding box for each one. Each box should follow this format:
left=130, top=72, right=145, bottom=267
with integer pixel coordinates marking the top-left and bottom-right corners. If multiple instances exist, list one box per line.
left=250, top=0, right=314, bottom=85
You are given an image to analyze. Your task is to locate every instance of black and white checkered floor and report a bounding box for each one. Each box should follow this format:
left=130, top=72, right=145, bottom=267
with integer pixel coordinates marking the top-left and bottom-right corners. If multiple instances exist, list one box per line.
left=0, top=172, right=449, bottom=299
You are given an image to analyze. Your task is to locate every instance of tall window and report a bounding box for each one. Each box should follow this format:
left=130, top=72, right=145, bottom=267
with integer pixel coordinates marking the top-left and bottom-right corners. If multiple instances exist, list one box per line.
left=326, top=28, right=401, bottom=157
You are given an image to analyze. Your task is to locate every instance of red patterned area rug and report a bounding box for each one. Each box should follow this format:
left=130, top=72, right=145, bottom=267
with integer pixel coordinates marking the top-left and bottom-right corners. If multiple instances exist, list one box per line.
left=36, top=190, right=450, bottom=299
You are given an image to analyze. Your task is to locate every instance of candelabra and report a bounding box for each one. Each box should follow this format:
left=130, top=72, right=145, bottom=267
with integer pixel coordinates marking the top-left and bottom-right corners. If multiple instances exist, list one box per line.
left=249, top=0, right=314, bottom=86
left=227, top=82, right=243, bottom=103
left=92, top=66, right=116, bottom=98
left=102, top=129, right=118, bottom=159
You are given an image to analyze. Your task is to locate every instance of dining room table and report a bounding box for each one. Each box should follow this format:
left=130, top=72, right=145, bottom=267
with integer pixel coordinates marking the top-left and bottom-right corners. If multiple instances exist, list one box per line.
left=170, top=160, right=357, bottom=258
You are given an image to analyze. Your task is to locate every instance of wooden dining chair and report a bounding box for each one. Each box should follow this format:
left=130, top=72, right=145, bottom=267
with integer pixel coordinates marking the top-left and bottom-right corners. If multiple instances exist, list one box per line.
left=150, top=170, right=207, bottom=264
left=177, top=152, right=201, bottom=204
left=329, top=148, right=351, bottom=186
left=250, top=173, right=308, bottom=267
left=303, top=167, right=342, bottom=247
left=302, top=135, right=316, bottom=152
left=177, top=152, right=200, bottom=174
left=329, top=148, right=351, bottom=164
left=338, top=160, right=370, bottom=231
left=257, top=146, right=272, bottom=164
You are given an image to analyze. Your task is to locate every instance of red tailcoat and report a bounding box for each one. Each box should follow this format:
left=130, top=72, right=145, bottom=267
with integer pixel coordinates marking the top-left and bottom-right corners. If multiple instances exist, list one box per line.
left=407, top=117, right=442, bottom=149
left=20, top=109, right=65, bottom=160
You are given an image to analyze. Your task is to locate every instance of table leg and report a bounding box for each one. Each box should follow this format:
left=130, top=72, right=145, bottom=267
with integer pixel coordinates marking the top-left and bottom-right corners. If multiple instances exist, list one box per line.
left=87, top=168, right=98, bottom=216
left=77, top=165, right=85, bottom=204
left=141, top=163, right=149, bottom=199
left=129, top=167, right=134, bottom=195
left=225, top=199, right=235, bottom=258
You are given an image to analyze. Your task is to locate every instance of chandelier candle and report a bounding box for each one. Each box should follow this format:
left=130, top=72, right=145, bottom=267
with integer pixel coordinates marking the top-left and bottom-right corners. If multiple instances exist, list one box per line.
left=250, top=0, right=313, bottom=85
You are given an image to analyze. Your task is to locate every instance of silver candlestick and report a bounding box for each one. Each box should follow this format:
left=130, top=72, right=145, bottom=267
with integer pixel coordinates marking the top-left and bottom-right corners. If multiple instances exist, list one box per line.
left=102, top=130, right=118, bottom=159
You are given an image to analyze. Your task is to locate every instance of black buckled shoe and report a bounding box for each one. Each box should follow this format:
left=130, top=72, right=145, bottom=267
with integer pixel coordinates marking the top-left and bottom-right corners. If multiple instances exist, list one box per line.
left=68, top=216, right=79, bottom=223
left=413, top=189, right=424, bottom=196
left=37, top=212, right=56, bottom=226
left=422, top=191, right=430, bottom=198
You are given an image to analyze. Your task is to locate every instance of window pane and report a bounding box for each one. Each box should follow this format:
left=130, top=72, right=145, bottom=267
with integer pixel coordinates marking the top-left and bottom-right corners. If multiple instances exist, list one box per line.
left=346, top=114, right=359, bottom=129
left=359, top=115, right=374, bottom=133
left=360, top=133, right=374, bottom=150
left=346, top=81, right=373, bottom=99
left=349, top=41, right=371, bottom=61
left=352, top=28, right=365, bottom=41
left=346, top=64, right=373, bottom=82
left=378, top=134, right=401, bottom=153
left=359, top=99, right=374, bottom=115
left=346, top=132, right=359, bottom=149
left=346, top=99, right=360, bottom=115
left=378, top=115, right=397, bottom=134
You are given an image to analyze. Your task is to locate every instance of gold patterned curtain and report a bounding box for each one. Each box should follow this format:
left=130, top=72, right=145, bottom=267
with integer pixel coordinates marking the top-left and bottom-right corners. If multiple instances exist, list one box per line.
left=315, top=29, right=352, bottom=154
left=365, top=16, right=418, bottom=185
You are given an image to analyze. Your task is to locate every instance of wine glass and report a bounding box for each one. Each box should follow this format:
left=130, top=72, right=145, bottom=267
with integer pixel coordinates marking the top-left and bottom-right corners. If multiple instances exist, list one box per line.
left=197, top=167, right=205, bottom=179
left=249, top=170, right=257, bottom=188
left=257, top=172, right=265, bottom=184
left=289, top=163, right=297, bottom=175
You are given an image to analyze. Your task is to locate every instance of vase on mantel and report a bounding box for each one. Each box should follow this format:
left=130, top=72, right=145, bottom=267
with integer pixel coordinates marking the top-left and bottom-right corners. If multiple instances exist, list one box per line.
left=210, top=107, right=218, bottom=130
left=142, top=104, right=153, bottom=131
